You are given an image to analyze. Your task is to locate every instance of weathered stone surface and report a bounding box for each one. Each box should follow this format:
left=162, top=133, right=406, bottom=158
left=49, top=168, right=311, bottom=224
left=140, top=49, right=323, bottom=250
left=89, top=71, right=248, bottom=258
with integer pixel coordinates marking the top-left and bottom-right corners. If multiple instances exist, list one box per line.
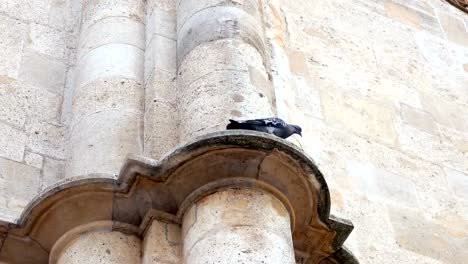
left=18, top=50, right=67, bottom=94
left=68, top=111, right=143, bottom=177
left=0, top=0, right=50, bottom=24
left=145, top=35, right=176, bottom=80
left=81, top=0, right=145, bottom=31
left=0, top=158, right=40, bottom=202
left=26, top=121, right=66, bottom=160
left=57, top=230, right=141, bottom=264
left=75, top=44, right=144, bottom=89
left=400, top=103, right=437, bottom=134
left=0, top=122, right=27, bottom=162
left=146, top=7, right=176, bottom=44
left=71, top=78, right=144, bottom=127
left=24, top=152, right=43, bottom=169
left=77, top=17, right=145, bottom=61
left=439, top=11, right=468, bottom=47
left=29, top=23, right=67, bottom=60
left=445, top=168, right=468, bottom=200
left=389, top=207, right=468, bottom=264
left=321, top=88, right=397, bottom=146
left=182, top=188, right=295, bottom=264
left=41, top=157, right=65, bottom=190
left=0, top=15, right=28, bottom=79
left=346, top=160, right=419, bottom=207
left=142, top=220, right=181, bottom=264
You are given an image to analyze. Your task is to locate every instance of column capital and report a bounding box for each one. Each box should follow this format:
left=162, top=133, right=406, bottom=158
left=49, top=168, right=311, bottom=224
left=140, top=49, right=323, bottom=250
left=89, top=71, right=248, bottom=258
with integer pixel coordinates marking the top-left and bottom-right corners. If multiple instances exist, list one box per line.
left=0, top=131, right=357, bottom=264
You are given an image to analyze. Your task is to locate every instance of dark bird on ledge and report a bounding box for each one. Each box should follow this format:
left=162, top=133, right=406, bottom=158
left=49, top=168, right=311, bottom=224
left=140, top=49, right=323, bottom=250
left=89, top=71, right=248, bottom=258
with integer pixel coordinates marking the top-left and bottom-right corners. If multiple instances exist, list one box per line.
left=226, top=117, right=302, bottom=139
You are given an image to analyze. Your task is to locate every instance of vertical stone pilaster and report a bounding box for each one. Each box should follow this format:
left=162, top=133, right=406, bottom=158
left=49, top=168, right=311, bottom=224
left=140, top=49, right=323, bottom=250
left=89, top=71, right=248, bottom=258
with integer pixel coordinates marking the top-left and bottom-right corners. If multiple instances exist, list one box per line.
left=142, top=219, right=181, bottom=264
left=67, top=0, right=146, bottom=177
left=181, top=188, right=295, bottom=264
left=176, top=0, right=276, bottom=142
left=143, top=0, right=178, bottom=159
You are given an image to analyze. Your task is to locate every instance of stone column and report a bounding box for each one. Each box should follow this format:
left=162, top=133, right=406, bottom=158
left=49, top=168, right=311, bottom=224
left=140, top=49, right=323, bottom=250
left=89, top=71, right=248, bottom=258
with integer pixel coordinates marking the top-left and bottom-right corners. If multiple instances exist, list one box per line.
left=50, top=222, right=142, bottom=264
left=182, top=188, right=295, bottom=264
left=176, top=0, right=276, bottom=142
left=142, top=219, right=181, bottom=264
left=67, top=0, right=146, bottom=177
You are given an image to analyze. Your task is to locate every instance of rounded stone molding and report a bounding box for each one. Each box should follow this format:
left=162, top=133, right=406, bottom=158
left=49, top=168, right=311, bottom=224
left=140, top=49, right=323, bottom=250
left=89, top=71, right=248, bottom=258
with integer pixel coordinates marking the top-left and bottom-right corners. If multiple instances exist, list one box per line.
left=0, top=131, right=358, bottom=264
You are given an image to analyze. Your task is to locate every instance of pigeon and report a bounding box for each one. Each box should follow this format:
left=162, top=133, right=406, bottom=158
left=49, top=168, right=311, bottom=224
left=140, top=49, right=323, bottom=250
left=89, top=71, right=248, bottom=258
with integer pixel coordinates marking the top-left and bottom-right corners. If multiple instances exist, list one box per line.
left=226, top=117, right=302, bottom=139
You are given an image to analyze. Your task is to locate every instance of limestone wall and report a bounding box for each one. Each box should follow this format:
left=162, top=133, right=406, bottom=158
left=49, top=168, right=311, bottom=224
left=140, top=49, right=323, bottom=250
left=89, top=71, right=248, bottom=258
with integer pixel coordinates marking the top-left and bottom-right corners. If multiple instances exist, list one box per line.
left=268, top=0, right=468, bottom=263
left=0, top=0, right=467, bottom=263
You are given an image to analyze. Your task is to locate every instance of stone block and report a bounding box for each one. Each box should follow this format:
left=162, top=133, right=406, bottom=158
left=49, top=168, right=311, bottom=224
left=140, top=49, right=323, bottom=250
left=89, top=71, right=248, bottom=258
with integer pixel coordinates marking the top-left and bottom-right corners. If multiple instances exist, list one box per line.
left=42, top=157, right=65, bottom=190
left=81, top=0, right=145, bottom=32
left=75, top=44, right=144, bottom=90
left=437, top=125, right=468, bottom=154
left=142, top=220, right=181, bottom=264
left=71, top=78, right=144, bottom=128
left=445, top=168, right=468, bottom=200
left=383, top=0, right=442, bottom=36
left=24, top=152, right=43, bottom=169
left=77, top=17, right=145, bottom=61
left=0, top=15, right=28, bottom=79
left=145, top=35, right=176, bottom=81
left=346, top=160, right=419, bottom=207
left=321, top=89, right=397, bottom=146
left=420, top=92, right=468, bottom=133
left=290, top=76, right=322, bottom=119
left=68, top=110, right=143, bottom=177
left=18, top=50, right=67, bottom=94
left=0, top=0, right=50, bottom=24
left=0, top=157, right=41, bottom=201
left=29, top=23, right=67, bottom=60
left=438, top=12, right=468, bottom=47
left=400, top=103, right=437, bottom=135
left=389, top=207, right=468, bottom=264
left=61, top=66, right=76, bottom=125
left=0, top=78, right=62, bottom=127
left=145, top=68, right=177, bottom=104
left=26, top=121, right=66, bottom=160
left=0, top=122, right=27, bottom=162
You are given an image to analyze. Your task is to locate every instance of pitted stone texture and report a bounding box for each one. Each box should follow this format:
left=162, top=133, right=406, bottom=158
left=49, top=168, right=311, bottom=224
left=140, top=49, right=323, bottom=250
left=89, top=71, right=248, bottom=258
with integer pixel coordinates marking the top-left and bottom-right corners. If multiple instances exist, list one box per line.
left=42, top=157, right=65, bottom=190
left=71, top=78, right=144, bottom=128
left=29, top=23, right=67, bottom=60
left=177, top=6, right=265, bottom=65
left=77, top=17, right=145, bottom=61
left=320, top=88, right=397, bottom=146
left=182, top=188, right=295, bottom=264
left=24, top=152, right=44, bottom=169
left=0, top=78, right=62, bottom=127
left=75, top=43, right=144, bottom=89
left=68, top=111, right=143, bottom=177
left=178, top=40, right=274, bottom=142
left=144, top=97, right=179, bottom=159
left=57, top=231, right=142, bottom=264
left=0, top=15, right=28, bottom=79
left=142, top=220, right=181, bottom=264
left=0, top=122, right=27, bottom=162
left=177, top=0, right=262, bottom=32
left=81, top=0, right=145, bottom=32
left=0, top=0, right=50, bottom=24
left=26, top=121, right=66, bottom=160
left=0, top=158, right=41, bottom=204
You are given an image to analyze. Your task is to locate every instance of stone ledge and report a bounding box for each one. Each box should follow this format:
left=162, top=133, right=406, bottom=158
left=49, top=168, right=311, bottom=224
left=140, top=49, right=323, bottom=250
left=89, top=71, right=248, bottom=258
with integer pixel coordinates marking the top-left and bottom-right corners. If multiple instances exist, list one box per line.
left=0, top=130, right=357, bottom=264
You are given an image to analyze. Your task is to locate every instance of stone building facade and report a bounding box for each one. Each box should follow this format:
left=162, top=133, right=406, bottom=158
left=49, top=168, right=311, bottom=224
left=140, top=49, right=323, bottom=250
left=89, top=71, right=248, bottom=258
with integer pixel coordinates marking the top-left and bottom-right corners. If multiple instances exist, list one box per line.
left=0, top=0, right=467, bottom=263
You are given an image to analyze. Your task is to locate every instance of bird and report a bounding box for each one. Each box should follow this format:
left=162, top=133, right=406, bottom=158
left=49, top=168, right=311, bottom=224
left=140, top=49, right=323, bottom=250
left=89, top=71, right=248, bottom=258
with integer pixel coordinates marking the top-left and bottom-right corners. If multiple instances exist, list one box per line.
left=226, top=117, right=302, bottom=139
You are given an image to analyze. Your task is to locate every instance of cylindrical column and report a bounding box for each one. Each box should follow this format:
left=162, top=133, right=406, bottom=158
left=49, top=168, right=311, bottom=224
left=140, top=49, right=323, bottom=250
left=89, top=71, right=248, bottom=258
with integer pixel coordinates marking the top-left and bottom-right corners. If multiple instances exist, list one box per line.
left=142, top=219, right=181, bottom=264
left=182, top=188, right=295, bottom=264
left=67, top=0, right=146, bottom=177
left=56, top=230, right=141, bottom=264
left=176, top=0, right=276, bottom=142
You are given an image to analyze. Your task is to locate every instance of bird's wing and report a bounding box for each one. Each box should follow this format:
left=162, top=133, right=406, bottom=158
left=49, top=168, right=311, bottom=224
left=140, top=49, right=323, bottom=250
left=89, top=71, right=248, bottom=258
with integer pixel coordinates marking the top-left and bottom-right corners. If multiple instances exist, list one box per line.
left=241, top=118, right=287, bottom=128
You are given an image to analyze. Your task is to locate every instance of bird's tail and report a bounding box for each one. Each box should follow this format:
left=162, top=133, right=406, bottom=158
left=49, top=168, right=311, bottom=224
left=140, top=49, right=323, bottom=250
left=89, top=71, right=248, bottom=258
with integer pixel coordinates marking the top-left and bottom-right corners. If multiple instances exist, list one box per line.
left=227, top=119, right=240, bottom=129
